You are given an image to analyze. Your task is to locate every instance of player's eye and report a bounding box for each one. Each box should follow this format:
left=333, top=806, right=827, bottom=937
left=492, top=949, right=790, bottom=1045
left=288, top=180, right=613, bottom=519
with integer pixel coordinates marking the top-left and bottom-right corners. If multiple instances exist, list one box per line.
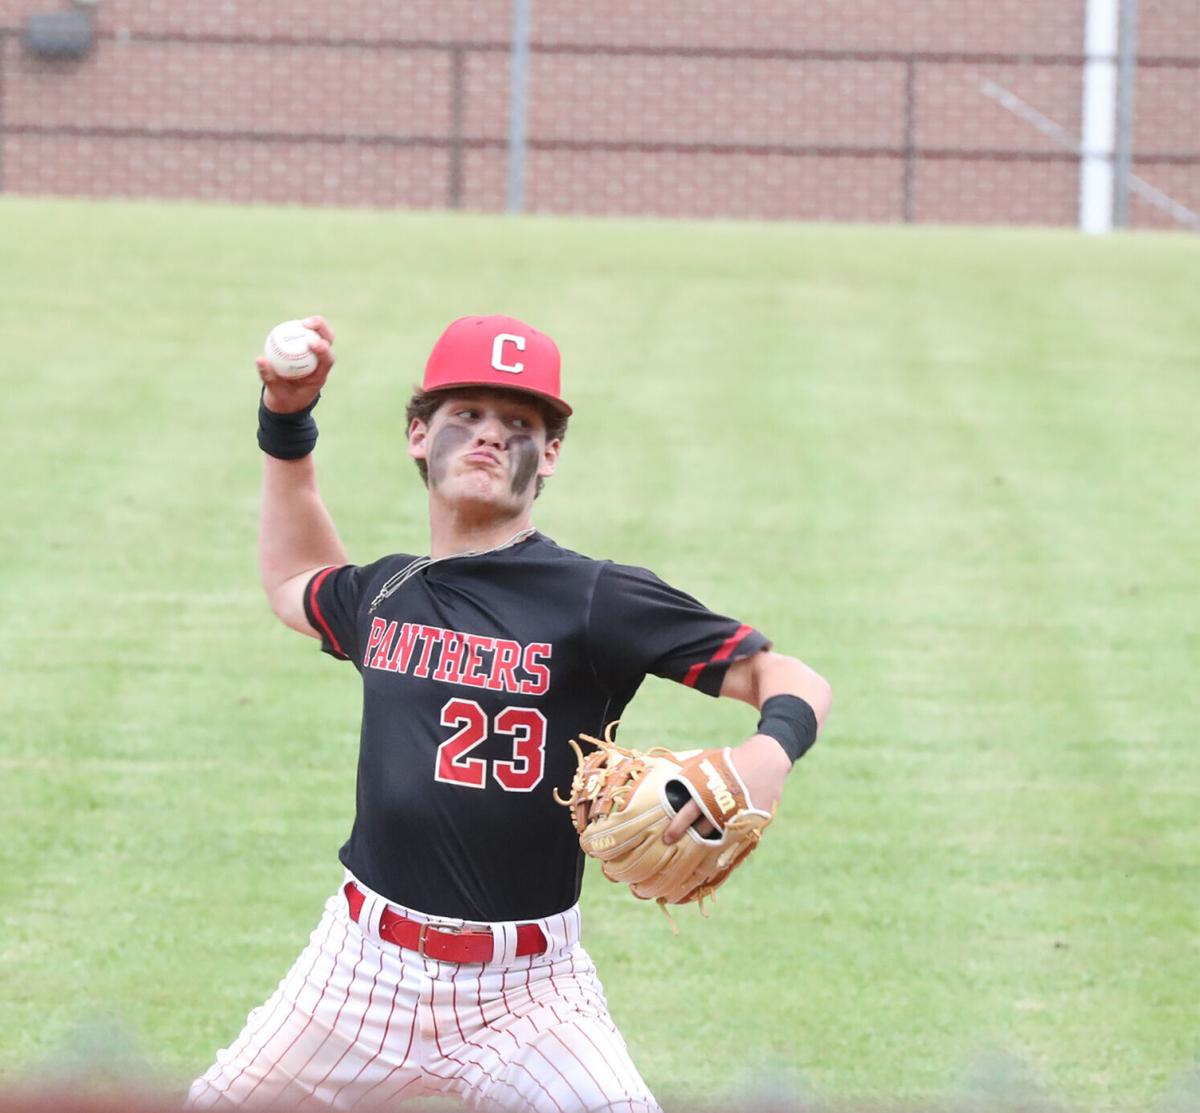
left=454, top=409, right=478, bottom=420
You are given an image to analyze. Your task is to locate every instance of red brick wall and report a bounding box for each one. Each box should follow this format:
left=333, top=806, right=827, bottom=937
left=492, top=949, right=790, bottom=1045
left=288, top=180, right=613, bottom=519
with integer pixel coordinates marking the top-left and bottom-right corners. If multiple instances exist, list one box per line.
left=0, top=0, right=1195, bottom=228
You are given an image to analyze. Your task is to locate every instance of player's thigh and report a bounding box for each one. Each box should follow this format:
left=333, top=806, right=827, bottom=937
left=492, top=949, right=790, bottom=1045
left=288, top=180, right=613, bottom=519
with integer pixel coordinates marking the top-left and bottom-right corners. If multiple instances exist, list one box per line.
left=187, top=896, right=423, bottom=1110
left=476, top=1012, right=660, bottom=1113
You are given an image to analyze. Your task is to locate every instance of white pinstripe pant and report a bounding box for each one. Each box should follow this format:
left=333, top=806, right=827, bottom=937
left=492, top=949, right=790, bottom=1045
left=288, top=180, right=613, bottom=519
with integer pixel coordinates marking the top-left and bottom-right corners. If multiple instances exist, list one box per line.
left=187, top=876, right=660, bottom=1112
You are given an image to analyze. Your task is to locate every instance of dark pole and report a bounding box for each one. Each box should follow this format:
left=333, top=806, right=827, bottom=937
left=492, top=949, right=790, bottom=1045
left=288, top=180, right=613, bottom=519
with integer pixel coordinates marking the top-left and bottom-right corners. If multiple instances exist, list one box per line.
left=902, top=57, right=917, bottom=222
left=1113, top=0, right=1139, bottom=227
left=448, top=45, right=465, bottom=209
left=0, top=30, right=7, bottom=192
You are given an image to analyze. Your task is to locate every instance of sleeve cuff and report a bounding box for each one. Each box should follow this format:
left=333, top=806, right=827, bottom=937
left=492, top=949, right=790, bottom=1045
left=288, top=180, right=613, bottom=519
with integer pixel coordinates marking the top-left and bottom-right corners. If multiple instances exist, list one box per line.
left=303, top=565, right=352, bottom=661
left=680, top=626, right=772, bottom=697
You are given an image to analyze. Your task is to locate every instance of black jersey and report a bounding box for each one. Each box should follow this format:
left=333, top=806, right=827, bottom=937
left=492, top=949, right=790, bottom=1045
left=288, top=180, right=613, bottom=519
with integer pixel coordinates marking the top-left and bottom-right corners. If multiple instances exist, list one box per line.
left=303, top=531, right=770, bottom=922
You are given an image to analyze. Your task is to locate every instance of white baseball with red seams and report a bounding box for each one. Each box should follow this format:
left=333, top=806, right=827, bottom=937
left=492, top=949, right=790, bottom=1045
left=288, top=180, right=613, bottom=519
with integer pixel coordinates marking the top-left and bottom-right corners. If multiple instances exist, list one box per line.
left=187, top=874, right=659, bottom=1112
left=264, top=319, right=320, bottom=378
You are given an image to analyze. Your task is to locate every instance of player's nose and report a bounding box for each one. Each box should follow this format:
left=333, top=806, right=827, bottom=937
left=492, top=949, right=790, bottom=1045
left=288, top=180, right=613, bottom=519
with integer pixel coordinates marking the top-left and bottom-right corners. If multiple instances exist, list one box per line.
left=474, top=415, right=506, bottom=447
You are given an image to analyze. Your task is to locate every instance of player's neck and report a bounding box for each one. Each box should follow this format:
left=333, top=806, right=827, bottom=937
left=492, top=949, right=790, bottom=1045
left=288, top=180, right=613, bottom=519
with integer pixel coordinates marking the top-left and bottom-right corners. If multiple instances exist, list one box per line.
left=427, top=500, right=536, bottom=559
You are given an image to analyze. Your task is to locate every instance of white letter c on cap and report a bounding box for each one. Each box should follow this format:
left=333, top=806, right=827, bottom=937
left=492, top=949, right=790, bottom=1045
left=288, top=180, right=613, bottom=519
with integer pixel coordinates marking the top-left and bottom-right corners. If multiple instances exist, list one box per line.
left=491, top=333, right=526, bottom=374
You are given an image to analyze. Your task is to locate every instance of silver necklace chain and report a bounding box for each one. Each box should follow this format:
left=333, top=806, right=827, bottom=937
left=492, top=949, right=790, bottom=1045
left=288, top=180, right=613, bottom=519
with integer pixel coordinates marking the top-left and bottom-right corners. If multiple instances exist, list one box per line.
left=367, top=527, right=536, bottom=613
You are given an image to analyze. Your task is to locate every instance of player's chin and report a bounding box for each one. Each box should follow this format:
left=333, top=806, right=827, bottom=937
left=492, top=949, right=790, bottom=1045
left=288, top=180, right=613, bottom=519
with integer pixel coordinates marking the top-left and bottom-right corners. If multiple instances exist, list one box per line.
left=442, top=472, right=522, bottom=511
left=458, top=467, right=505, bottom=494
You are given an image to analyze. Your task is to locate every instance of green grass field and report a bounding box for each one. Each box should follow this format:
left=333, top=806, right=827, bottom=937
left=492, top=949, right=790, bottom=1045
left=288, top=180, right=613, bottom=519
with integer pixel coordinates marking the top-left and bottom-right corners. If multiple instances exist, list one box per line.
left=0, top=197, right=1197, bottom=1111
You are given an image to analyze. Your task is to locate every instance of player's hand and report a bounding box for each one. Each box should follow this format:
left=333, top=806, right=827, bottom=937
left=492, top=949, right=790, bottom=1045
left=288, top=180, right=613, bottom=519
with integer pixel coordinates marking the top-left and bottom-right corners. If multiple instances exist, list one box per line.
left=258, top=315, right=336, bottom=414
left=662, top=733, right=791, bottom=844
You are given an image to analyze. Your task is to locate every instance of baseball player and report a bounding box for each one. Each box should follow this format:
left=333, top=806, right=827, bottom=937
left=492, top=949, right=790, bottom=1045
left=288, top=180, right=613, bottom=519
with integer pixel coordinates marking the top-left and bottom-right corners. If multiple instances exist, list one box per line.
left=187, top=314, right=832, bottom=1111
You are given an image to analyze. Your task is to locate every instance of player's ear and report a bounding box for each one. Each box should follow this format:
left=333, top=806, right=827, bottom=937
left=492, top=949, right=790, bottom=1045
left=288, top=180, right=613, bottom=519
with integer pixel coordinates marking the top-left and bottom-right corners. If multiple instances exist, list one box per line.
left=408, top=417, right=430, bottom=461
left=539, top=437, right=560, bottom=478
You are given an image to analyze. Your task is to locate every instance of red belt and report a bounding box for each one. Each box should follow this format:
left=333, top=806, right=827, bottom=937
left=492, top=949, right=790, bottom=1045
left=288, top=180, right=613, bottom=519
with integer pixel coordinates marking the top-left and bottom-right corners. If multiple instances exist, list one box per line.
left=343, top=882, right=548, bottom=964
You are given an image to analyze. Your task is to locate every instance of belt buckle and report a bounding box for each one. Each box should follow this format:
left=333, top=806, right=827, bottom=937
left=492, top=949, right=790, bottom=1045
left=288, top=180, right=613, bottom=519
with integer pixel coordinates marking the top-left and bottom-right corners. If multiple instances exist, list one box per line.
left=417, top=918, right=475, bottom=958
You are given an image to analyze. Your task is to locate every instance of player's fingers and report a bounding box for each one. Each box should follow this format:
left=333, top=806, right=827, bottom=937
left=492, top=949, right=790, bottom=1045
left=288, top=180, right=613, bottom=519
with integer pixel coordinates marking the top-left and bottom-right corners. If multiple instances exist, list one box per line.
left=257, top=355, right=312, bottom=388
left=309, top=337, right=335, bottom=368
left=303, top=315, right=334, bottom=345
left=663, top=800, right=701, bottom=844
left=258, top=354, right=328, bottom=414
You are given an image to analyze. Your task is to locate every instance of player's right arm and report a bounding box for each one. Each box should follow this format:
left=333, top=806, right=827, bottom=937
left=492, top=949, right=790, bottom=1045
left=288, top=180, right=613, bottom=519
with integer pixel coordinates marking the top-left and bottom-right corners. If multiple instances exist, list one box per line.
left=256, top=316, right=348, bottom=638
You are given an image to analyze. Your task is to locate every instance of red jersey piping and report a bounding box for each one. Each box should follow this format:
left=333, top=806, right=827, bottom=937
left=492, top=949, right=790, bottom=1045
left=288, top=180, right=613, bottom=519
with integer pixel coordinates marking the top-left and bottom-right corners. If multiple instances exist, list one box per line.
left=681, top=623, right=754, bottom=688
left=308, top=566, right=349, bottom=659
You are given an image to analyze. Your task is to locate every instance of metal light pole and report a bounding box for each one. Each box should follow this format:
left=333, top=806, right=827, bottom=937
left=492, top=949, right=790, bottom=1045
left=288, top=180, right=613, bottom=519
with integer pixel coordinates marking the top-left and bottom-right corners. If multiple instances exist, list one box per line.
left=1079, top=0, right=1120, bottom=232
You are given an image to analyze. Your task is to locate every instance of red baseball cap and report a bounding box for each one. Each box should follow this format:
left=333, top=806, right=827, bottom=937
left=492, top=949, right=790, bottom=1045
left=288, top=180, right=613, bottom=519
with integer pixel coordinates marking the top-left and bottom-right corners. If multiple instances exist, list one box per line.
left=422, top=315, right=572, bottom=416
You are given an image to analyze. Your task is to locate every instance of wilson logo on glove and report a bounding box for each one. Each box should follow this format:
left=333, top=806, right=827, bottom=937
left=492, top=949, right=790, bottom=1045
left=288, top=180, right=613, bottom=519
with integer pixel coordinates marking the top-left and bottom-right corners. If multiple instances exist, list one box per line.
left=699, top=758, right=737, bottom=815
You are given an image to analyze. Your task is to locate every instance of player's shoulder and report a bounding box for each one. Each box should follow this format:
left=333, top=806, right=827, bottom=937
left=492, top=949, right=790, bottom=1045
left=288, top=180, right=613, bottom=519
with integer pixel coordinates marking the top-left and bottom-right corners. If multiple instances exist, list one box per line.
left=522, top=532, right=601, bottom=566
left=310, top=552, right=423, bottom=598
left=500, top=533, right=605, bottom=586
left=366, top=551, right=424, bottom=575
left=524, top=534, right=665, bottom=591
left=521, top=534, right=649, bottom=576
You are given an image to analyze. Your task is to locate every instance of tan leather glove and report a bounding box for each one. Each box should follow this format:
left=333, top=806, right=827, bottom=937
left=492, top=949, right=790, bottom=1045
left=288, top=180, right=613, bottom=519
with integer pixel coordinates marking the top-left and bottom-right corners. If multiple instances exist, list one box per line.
left=557, top=724, right=774, bottom=917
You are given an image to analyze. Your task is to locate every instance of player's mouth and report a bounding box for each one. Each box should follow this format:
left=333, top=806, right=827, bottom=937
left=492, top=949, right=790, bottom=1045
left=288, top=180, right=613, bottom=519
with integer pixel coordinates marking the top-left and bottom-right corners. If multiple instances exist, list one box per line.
left=463, top=449, right=504, bottom=469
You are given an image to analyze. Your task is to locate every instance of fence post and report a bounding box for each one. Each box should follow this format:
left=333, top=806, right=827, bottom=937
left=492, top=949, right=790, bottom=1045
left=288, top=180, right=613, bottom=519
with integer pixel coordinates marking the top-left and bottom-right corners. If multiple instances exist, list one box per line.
left=901, top=57, right=917, bottom=222
left=506, top=0, right=531, bottom=214
left=0, top=32, right=6, bottom=193
left=1112, top=0, right=1139, bottom=227
left=1079, top=0, right=1120, bottom=233
left=448, top=45, right=465, bottom=209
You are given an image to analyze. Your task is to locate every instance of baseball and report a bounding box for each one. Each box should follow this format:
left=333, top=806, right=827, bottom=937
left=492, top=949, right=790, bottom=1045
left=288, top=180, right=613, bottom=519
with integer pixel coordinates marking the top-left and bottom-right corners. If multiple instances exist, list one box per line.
left=264, top=320, right=320, bottom=378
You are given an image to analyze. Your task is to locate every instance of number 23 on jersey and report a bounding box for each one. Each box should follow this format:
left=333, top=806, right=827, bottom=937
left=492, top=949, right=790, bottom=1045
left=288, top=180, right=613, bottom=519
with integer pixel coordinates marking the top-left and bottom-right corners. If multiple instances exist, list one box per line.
left=435, top=698, right=547, bottom=792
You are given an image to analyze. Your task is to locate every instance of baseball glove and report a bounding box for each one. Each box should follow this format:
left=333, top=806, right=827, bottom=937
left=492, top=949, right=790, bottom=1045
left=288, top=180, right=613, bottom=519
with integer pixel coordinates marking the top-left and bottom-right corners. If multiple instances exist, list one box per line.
left=555, top=723, right=773, bottom=921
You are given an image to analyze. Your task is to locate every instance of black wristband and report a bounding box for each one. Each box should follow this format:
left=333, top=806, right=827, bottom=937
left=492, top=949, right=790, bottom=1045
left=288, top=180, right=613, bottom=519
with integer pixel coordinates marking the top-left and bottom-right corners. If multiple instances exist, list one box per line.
left=756, top=694, right=819, bottom=764
left=258, top=389, right=320, bottom=460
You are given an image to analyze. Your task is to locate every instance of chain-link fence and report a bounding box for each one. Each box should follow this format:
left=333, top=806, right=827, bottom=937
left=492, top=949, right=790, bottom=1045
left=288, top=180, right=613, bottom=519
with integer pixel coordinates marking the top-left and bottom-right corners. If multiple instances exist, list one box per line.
left=1, top=0, right=1196, bottom=230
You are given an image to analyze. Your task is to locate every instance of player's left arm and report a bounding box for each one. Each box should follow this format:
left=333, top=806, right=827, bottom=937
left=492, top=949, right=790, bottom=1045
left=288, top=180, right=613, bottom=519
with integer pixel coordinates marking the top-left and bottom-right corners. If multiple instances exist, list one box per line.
left=664, top=650, right=832, bottom=843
